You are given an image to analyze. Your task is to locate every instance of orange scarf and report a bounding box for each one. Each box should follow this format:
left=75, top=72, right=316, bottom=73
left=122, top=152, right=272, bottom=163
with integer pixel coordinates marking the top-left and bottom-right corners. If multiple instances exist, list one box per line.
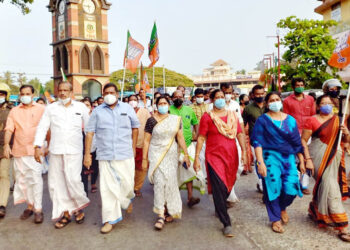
left=209, top=110, right=237, bottom=139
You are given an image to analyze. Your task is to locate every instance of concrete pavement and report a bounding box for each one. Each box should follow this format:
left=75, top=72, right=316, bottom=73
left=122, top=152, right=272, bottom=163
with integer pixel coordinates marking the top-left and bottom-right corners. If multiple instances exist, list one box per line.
left=1, top=173, right=350, bottom=250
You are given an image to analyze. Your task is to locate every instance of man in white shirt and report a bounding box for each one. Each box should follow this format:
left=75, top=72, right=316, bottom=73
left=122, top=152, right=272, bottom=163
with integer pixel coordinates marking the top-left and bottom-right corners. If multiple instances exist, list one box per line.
left=34, top=81, right=90, bottom=229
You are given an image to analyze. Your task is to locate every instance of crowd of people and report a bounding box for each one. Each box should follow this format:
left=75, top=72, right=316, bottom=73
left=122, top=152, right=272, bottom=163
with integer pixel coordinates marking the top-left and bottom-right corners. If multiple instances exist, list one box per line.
left=0, top=78, right=350, bottom=241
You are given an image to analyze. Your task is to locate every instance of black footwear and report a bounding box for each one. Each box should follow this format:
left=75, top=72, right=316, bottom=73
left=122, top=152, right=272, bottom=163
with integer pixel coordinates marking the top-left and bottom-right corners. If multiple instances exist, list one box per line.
left=34, top=212, right=44, bottom=224
left=0, top=206, right=6, bottom=218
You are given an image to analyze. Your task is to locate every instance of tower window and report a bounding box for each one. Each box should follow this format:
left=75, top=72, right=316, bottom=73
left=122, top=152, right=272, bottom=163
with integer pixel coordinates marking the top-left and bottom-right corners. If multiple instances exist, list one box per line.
left=63, top=46, right=69, bottom=71
left=93, top=48, right=103, bottom=71
left=56, top=48, right=61, bottom=72
left=81, top=46, right=91, bottom=70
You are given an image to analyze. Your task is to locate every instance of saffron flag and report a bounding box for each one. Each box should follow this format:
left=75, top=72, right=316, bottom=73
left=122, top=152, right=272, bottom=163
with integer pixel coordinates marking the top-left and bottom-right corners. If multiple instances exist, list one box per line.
left=148, top=22, right=159, bottom=67
left=328, top=31, right=350, bottom=69
left=124, top=31, right=144, bottom=73
left=135, top=63, right=151, bottom=92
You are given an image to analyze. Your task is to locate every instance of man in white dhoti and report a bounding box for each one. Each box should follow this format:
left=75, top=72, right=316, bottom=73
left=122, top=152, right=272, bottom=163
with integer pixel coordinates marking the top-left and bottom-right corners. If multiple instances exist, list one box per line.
left=34, top=81, right=90, bottom=229
left=84, top=83, right=140, bottom=234
left=3, top=85, right=45, bottom=223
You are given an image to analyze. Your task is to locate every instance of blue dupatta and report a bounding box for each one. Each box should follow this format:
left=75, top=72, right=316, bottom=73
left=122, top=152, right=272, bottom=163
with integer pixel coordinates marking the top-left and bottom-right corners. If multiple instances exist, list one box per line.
left=251, top=114, right=303, bottom=155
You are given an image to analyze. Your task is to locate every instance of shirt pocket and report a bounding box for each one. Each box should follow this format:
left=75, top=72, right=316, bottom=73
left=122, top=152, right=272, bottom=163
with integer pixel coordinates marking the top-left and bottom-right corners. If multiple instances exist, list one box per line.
left=119, top=115, right=131, bottom=129
left=72, top=114, right=83, bottom=128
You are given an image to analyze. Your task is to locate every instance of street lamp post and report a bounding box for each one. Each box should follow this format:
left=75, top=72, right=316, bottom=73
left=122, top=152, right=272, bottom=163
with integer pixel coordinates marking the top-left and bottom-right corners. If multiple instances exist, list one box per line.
left=267, top=30, right=281, bottom=91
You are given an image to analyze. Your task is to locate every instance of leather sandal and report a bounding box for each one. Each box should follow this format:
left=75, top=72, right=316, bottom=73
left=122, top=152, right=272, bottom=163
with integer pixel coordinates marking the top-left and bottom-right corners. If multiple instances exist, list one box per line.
left=272, top=221, right=285, bottom=234
left=154, top=217, right=165, bottom=230
left=55, top=216, right=71, bottom=229
left=338, top=232, right=350, bottom=242
left=74, top=211, right=85, bottom=224
left=281, top=210, right=289, bottom=224
left=20, top=209, right=33, bottom=220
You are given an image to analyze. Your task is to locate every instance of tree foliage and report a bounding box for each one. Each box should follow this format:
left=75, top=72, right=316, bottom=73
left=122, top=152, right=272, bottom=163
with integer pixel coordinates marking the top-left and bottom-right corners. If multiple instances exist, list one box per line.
left=235, top=69, right=246, bottom=75
left=110, top=67, right=194, bottom=91
left=45, top=80, right=54, bottom=94
left=277, top=16, right=339, bottom=89
left=0, top=0, right=34, bottom=14
left=0, top=71, right=19, bottom=95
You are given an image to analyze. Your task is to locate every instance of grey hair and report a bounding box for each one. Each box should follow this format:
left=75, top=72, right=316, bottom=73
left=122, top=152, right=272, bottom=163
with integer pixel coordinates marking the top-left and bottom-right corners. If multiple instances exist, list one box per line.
left=58, top=81, right=73, bottom=91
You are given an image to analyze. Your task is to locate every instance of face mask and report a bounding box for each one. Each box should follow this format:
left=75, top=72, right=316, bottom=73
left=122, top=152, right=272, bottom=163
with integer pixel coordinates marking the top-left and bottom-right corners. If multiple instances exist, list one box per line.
left=129, top=100, right=138, bottom=108
left=196, top=97, right=204, bottom=104
left=173, top=98, right=183, bottom=108
left=320, top=104, right=333, bottom=114
left=0, top=97, right=5, bottom=104
left=59, top=97, right=71, bottom=105
left=20, top=96, right=32, bottom=105
left=244, top=101, right=250, bottom=106
left=327, top=90, right=340, bottom=98
left=294, top=87, right=304, bottom=94
left=254, top=96, right=264, bottom=103
left=104, top=94, right=117, bottom=106
left=158, top=105, right=169, bottom=114
left=214, top=98, right=226, bottom=109
left=268, top=101, right=283, bottom=112
left=225, top=94, right=232, bottom=102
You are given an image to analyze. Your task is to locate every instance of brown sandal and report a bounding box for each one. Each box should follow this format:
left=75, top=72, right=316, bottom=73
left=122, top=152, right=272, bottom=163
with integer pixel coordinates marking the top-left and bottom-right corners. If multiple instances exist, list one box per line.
left=135, top=190, right=142, bottom=197
left=272, top=221, right=285, bottom=234
left=55, top=216, right=71, bottom=229
left=338, top=232, right=350, bottom=242
left=281, top=210, right=289, bottom=224
left=154, top=217, right=165, bottom=230
left=74, top=211, right=85, bottom=224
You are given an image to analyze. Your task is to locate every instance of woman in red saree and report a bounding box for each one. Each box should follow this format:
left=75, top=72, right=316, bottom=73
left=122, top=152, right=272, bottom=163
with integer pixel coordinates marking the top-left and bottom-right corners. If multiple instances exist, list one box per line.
left=194, top=89, right=247, bottom=237
left=302, top=95, right=350, bottom=242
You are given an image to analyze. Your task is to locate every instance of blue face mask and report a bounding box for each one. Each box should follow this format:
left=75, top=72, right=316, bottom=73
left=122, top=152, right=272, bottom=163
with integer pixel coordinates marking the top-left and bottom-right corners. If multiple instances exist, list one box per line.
left=158, top=105, right=169, bottom=114
left=320, top=104, right=333, bottom=114
left=214, top=98, right=226, bottom=109
left=268, top=101, right=283, bottom=112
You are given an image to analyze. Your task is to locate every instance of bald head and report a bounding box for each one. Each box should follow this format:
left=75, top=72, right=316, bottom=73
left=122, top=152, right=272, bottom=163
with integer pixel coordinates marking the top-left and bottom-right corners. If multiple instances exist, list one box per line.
left=172, top=90, right=183, bottom=99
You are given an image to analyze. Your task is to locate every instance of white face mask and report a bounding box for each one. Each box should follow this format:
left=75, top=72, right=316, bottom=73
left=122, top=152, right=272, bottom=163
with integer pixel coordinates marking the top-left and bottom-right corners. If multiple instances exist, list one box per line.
left=225, top=94, right=232, bottom=102
left=129, top=100, right=138, bottom=108
left=20, top=96, right=32, bottom=105
left=59, top=97, right=71, bottom=105
left=196, top=97, right=204, bottom=104
left=0, top=97, right=5, bottom=104
left=104, top=94, right=117, bottom=106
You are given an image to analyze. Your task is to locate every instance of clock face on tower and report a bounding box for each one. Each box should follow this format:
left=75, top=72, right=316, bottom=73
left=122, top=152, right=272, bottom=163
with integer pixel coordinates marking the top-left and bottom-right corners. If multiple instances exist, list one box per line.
left=83, top=0, right=96, bottom=14
left=58, top=0, right=65, bottom=15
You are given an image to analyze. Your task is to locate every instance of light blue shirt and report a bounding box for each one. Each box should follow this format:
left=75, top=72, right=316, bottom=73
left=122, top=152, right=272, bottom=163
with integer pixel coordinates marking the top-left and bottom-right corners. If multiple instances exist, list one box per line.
left=85, top=102, right=140, bottom=161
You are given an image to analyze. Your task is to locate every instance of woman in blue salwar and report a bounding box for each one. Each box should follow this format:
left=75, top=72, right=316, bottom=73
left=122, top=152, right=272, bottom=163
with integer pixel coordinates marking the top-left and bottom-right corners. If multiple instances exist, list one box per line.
left=251, top=92, right=305, bottom=234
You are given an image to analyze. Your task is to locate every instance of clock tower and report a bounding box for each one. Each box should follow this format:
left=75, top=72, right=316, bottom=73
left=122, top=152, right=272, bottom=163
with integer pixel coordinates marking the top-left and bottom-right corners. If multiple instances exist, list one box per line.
left=48, top=0, right=111, bottom=100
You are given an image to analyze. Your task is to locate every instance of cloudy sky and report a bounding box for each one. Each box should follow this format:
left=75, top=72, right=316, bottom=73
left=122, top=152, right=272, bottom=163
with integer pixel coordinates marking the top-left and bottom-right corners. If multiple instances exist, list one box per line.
left=0, top=0, right=322, bottom=84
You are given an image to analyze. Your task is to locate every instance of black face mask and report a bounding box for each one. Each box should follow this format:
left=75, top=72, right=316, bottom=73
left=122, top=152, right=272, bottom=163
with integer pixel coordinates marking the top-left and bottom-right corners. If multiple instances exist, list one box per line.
left=173, top=98, right=183, bottom=107
left=244, top=101, right=250, bottom=106
left=254, top=96, right=264, bottom=103
left=327, top=90, right=340, bottom=98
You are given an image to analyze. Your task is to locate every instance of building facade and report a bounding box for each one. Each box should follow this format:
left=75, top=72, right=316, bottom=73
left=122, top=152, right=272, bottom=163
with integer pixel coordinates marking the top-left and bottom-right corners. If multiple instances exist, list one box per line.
left=48, top=0, right=111, bottom=100
left=189, top=59, right=260, bottom=92
left=315, top=0, right=350, bottom=81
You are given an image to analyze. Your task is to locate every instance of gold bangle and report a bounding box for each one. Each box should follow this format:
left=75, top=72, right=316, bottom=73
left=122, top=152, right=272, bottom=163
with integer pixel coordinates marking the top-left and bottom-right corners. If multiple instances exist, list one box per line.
left=142, top=159, right=148, bottom=161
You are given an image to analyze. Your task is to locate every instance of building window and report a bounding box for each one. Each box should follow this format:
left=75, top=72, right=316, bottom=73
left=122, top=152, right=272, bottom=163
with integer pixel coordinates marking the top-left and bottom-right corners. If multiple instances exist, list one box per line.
left=93, top=47, right=103, bottom=71
left=56, top=48, right=61, bottom=72
left=331, top=3, right=341, bottom=22
left=62, top=46, right=69, bottom=71
left=81, top=46, right=91, bottom=70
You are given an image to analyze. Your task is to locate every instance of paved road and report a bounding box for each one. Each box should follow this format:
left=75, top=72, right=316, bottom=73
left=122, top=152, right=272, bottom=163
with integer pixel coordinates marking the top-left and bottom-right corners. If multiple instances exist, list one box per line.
left=1, top=172, right=350, bottom=250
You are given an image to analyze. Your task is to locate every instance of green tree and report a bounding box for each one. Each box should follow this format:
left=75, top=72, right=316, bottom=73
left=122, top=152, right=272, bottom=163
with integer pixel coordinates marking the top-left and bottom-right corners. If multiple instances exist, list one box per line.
left=0, top=71, right=19, bottom=95
left=0, top=0, right=34, bottom=14
left=277, top=16, right=339, bottom=89
left=110, top=67, right=194, bottom=91
left=45, top=80, right=54, bottom=94
left=27, top=77, right=42, bottom=96
left=235, top=69, right=246, bottom=75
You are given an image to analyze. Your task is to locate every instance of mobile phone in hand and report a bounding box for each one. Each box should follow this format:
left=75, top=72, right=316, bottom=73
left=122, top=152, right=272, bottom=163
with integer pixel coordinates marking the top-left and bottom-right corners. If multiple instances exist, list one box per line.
left=183, top=162, right=188, bottom=169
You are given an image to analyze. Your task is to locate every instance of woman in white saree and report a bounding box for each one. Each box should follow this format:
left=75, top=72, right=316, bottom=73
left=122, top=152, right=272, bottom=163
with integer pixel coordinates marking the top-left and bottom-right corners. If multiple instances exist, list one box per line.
left=143, top=95, right=190, bottom=230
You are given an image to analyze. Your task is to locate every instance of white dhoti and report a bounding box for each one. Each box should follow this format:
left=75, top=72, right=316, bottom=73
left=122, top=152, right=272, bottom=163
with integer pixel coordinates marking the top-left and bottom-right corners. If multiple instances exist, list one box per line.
left=48, top=154, right=90, bottom=221
left=178, top=143, right=206, bottom=195
left=99, top=158, right=135, bottom=224
left=13, top=156, right=43, bottom=210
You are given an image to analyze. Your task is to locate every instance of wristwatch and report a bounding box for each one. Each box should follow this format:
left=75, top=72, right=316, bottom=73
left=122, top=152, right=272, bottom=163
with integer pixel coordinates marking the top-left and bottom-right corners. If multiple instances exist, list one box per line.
left=34, top=145, right=41, bottom=149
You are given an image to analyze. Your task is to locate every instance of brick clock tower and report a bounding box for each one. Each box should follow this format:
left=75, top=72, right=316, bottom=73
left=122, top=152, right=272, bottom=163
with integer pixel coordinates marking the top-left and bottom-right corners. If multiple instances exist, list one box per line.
left=48, top=0, right=111, bottom=100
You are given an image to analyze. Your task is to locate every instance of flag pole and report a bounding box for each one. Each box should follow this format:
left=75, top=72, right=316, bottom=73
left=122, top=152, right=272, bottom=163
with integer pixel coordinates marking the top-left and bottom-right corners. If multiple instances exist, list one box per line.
left=152, top=66, right=155, bottom=104
left=121, top=57, right=127, bottom=100
left=338, top=83, right=350, bottom=149
left=163, top=65, right=165, bottom=94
